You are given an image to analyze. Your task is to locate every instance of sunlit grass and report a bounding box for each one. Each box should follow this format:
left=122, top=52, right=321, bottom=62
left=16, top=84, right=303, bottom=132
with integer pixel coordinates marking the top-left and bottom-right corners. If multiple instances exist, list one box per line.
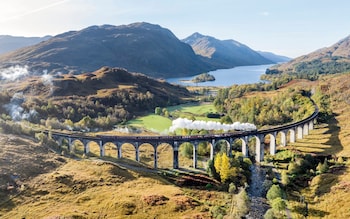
left=284, top=73, right=350, bottom=218
left=167, top=102, right=217, bottom=115
left=288, top=122, right=343, bottom=155
left=0, top=159, right=224, bottom=218
left=127, top=114, right=172, bottom=132
left=126, top=102, right=220, bottom=133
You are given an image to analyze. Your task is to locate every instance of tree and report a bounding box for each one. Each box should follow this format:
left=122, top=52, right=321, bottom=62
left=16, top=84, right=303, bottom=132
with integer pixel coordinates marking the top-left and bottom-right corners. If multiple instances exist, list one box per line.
left=214, top=153, right=223, bottom=175
left=271, top=197, right=286, bottom=216
left=154, top=107, right=161, bottom=115
left=266, top=184, right=283, bottom=202
left=287, top=162, right=300, bottom=174
left=197, top=142, right=210, bottom=156
left=180, top=142, right=193, bottom=158
left=281, top=170, right=290, bottom=186
left=264, top=208, right=275, bottom=219
left=236, top=187, right=250, bottom=215
left=220, top=153, right=231, bottom=183
left=220, top=115, right=232, bottom=124
left=230, top=187, right=250, bottom=218
left=207, top=159, right=220, bottom=180
left=316, top=158, right=329, bottom=174
left=271, top=197, right=286, bottom=211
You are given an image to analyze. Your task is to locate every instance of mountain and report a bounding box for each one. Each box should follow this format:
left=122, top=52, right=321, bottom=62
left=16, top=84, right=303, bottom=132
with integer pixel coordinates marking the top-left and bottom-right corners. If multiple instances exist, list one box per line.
left=182, top=32, right=274, bottom=69
left=0, top=67, right=192, bottom=124
left=0, top=23, right=214, bottom=78
left=266, top=35, right=350, bottom=75
left=257, top=51, right=291, bottom=63
left=0, top=35, right=51, bottom=55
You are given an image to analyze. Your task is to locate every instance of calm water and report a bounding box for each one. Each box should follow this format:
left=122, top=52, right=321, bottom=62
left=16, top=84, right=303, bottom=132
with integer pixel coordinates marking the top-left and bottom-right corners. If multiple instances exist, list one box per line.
left=167, top=64, right=273, bottom=87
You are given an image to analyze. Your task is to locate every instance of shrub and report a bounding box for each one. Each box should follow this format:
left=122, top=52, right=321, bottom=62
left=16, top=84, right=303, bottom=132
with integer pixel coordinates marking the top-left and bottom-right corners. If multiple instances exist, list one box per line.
left=266, top=184, right=283, bottom=202
left=316, top=159, right=329, bottom=174
left=228, top=183, right=236, bottom=193
left=281, top=170, right=290, bottom=186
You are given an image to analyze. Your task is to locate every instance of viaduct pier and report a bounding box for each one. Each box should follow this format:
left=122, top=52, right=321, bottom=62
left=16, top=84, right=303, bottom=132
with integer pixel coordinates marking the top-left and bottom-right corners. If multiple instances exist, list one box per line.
left=46, top=108, right=318, bottom=169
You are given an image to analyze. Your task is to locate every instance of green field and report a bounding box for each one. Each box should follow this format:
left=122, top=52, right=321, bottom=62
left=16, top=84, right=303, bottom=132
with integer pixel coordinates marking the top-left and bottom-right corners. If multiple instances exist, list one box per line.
left=127, top=102, right=220, bottom=133
left=126, top=114, right=172, bottom=133
left=167, top=102, right=217, bottom=115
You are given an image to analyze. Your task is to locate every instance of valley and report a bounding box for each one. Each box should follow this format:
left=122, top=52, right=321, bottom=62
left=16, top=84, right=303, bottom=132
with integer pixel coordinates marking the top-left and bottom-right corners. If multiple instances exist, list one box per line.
left=1, top=68, right=350, bottom=218
left=0, top=16, right=350, bottom=219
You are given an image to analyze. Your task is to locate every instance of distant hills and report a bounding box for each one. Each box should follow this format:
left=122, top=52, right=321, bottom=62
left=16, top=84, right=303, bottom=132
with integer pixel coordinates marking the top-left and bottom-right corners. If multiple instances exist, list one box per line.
left=0, top=67, right=192, bottom=123
left=0, top=35, right=51, bottom=55
left=0, top=22, right=288, bottom=78
left=0, top=23, right=214, bottom=78
left=182, top=32, right=274, bottom=69
left=267, top=35, right=350, bottom=75
left=256, top=51, right=291, bottom=63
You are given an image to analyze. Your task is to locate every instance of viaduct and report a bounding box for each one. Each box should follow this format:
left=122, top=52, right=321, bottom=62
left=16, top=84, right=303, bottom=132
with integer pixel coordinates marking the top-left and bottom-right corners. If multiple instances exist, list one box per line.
left=46, top=108, right=318, bottom=169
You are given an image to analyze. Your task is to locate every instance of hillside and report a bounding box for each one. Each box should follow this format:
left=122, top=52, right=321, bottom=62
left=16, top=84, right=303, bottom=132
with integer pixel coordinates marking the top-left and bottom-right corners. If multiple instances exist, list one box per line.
left=0, top=133, right=227, bottom=218
left=0, top=23, right=214, bottom=78
left=0, top=67, right=192, bottom=127
left=182, top=32, right=274, bottom=68
left=266, top=35, right=350, bottom=75
left=257, top=51, right=291, bottom=63
left=0, top=35, right=51, bottom=55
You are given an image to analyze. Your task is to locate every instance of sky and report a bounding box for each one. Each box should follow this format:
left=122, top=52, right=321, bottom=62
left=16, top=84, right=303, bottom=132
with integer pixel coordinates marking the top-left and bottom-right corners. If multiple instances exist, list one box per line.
left=0, top=0, right=350, bottom=58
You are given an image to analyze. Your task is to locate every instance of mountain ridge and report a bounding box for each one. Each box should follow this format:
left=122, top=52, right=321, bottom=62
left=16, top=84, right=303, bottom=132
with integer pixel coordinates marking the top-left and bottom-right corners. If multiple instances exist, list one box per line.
left=0, top=35, right=51, bottom=55
left=182, top=32, right=275, bottom=69
left=267, top=35, right=350, bottom=75
left=0, top=22, right=290, bottom=79
left=0, top=22, right=214, bottom=78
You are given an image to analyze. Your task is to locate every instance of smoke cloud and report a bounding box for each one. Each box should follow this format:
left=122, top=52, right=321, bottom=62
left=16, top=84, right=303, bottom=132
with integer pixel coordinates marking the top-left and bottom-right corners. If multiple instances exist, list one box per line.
left=169, top=118, right=256, bottom=133
left=41, top=70, right=54, bottom=94
left=0, top=65, right=29, bottom=81
left=4, top=92, right=38, bottom=121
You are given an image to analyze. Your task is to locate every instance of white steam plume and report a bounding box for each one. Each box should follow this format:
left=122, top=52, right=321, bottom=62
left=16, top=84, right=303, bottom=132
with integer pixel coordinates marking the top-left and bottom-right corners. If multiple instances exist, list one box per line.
left=0, top=65, right=29, bottom=81
left=41, top=70, right=54, bottom=94
left=169, top=118, right=257, bottom=133
left=4, top=92, right=38, bottom=121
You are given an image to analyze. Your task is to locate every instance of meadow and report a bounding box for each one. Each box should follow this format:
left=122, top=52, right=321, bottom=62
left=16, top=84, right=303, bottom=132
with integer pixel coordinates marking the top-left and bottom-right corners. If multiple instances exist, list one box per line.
left=127, top=102, right=220, bottom=133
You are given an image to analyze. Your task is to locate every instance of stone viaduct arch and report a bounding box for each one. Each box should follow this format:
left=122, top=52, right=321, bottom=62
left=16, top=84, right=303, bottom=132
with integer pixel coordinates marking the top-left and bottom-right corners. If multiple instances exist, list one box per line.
left=45, top=106, right=318, bottom=169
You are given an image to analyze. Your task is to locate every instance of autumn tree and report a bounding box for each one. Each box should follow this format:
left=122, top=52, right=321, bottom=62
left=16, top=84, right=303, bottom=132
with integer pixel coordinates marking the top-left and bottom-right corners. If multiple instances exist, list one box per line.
left=220, top=153, right=231, bottom=182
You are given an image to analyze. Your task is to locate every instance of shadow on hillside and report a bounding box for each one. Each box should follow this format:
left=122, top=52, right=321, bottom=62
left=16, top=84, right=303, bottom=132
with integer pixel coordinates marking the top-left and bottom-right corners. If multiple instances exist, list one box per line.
left=0, top=191, right=17, bottom=214
left=322, top=114, right=343, bottom=155
left=293, top=205, right=329, bottom=218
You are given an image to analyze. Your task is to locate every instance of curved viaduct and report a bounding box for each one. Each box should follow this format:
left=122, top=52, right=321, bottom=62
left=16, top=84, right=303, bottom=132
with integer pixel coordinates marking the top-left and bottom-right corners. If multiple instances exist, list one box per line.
left=46, top=108, right=318, bottom=169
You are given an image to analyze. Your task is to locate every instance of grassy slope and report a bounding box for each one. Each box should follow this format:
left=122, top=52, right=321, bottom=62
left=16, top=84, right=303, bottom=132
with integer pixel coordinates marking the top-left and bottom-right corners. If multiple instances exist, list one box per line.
left=0, top=157, right=226, bottom=218
left=283, top=73, right=350, bottom=218
left=127, top=102, right=219, bottom=133
left=127, top=115, right=172, bottom=133
left=3, top=74, right=350, bottom=218
left=0, top=133, right=219, bottom=218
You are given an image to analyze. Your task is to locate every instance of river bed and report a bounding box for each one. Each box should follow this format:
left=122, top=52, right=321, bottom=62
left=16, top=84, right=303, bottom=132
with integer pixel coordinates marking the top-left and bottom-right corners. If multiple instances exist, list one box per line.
left=246, top=164, right=270, bottom=218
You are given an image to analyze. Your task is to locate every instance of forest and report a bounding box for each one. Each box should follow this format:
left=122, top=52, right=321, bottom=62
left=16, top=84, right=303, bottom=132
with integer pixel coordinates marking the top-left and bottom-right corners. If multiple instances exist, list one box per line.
left=214, top=86, right=315, bottom=128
